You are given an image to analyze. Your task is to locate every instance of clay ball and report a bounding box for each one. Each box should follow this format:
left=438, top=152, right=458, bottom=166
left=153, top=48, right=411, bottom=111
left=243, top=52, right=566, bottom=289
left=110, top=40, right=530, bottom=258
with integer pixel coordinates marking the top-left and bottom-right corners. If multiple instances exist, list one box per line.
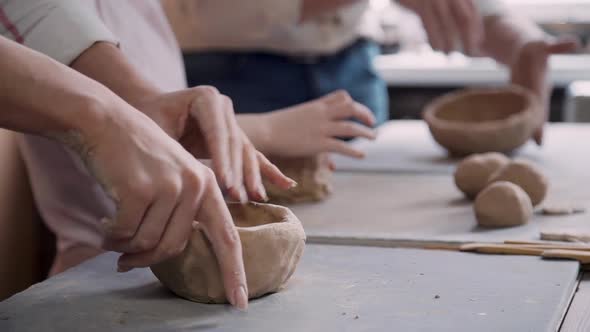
left=474, top=181, right=533, bottom=228
left=454, top=152, right=510, bottom=199
left=264, top=154, right=332, bottom=204
left=488, top=159, right=548, bottom=206
left=151, top=202, right=306, bottom=304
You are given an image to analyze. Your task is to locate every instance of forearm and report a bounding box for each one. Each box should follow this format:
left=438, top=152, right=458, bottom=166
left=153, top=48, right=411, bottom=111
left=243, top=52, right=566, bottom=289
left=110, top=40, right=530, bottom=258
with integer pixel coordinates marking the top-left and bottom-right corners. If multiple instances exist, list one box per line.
left=481, top=14, right=547, bottom=65
left=70, top=42, right=160, bottom=110
left=0, top=37, right=115, bottom=137
left=300, top=0, right=360, bottom=21
left=237, top=114, right=273, bottom=154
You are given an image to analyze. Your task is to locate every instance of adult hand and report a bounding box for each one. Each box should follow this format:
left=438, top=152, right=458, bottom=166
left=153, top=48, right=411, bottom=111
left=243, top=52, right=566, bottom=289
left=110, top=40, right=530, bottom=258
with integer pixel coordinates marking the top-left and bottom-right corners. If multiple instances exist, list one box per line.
left=137, top=86, right=295, bottom=203
left=67, top=102, right=248, bottom=310
left=251, top=91, right=377, bottom=158
left=510, top=38, right=578, bottom=145
left=398, top=0, right=484, bottom=55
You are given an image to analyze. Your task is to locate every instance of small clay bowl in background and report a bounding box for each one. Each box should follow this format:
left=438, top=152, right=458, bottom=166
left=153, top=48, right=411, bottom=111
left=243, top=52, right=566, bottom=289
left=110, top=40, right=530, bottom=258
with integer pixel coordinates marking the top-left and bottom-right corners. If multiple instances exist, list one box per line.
left=423, top=86, right=540, bottom=156
left=151, top=202, right=306, bottom=304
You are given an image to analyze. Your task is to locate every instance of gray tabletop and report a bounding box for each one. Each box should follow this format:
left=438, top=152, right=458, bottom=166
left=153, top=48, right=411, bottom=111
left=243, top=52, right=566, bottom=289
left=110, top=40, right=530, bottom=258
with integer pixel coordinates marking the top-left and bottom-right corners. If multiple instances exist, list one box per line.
left=332, top=120, right=590, bottom=178
left=0, top=245, right=579, bottom=332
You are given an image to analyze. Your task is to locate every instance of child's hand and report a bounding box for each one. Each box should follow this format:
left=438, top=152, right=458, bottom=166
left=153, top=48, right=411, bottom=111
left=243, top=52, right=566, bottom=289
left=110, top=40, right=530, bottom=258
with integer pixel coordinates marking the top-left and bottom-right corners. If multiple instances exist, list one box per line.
left=250, top=90, right=377, bottom=158
left=510, top=38, right=578, bottom=145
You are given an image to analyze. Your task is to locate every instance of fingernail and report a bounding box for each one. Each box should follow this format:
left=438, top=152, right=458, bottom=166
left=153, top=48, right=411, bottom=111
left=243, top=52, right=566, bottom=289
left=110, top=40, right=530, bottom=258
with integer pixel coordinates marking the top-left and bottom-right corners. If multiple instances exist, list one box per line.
left=257, top=185, right=268, bottom=202
left=223, top=169, right=234, bottom=189
left=232, top=286, right=248, bottom=311
left=117, top=265, right=132, bottom=273
left=289, top=180, right=298, bottom=189
left=239, top=188, right=248, bottom=204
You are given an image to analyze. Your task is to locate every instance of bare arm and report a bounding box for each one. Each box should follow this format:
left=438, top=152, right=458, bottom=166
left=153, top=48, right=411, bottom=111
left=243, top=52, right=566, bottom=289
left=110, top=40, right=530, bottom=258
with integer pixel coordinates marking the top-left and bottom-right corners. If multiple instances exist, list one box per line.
left=0, top=37, right=113, bottom=137
left=0, top=37, right=251, bottom=309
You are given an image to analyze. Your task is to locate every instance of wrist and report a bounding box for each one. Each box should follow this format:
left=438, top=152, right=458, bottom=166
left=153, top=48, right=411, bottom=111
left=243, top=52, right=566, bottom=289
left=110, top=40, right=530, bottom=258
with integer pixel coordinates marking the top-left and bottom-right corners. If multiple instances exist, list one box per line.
left=237, top=113, right=274, bottom=155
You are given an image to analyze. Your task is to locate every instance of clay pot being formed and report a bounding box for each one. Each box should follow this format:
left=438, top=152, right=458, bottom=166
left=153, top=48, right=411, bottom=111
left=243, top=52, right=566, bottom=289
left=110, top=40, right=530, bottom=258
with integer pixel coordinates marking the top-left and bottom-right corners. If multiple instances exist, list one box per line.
left=264, top=154, right=333, bottom=204
left=423, top=86, right=541, bottom=156
left=151, top=202, right=306, bottom=304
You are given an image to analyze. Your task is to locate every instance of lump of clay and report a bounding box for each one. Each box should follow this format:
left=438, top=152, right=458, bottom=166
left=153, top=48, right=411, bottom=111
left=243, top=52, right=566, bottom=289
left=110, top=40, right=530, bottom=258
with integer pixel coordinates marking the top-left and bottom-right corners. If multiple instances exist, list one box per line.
left=151, top=202, right=306, bottom=303
left=454, top=152, right=510, bottom=199
left=474, top=181, right=533, bottom=228
left=488, top=159, right=548, bottom=206
left=423, top=86, right=540, bottom=156
left=264, top=154, right=332, bottom=204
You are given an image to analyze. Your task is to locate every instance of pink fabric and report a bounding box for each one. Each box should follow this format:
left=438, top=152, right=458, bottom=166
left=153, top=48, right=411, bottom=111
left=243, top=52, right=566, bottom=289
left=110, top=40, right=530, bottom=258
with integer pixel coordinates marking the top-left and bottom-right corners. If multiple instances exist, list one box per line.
left=19, top=0, right=186, bottom=273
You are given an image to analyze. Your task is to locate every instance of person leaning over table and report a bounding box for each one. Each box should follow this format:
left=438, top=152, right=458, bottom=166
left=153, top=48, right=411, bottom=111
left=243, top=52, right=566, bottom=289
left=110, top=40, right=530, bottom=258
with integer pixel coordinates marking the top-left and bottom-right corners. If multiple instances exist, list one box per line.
left=0, top=35, right=268, bottom=310
left=0, top=0, right=378, bottom=309
left=163, top=0, right=578, bottom=144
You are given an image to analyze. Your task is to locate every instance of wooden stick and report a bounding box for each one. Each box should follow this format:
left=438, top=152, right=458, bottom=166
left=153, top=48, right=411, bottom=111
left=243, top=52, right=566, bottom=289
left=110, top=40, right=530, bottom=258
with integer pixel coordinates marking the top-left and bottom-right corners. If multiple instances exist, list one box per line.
left=502, top=241, right=590, bottom=251
left=542, top=249, right=590, bottom=264
left=460, top=243, right=545, bottom=256
left=540, top=231, right=590, bottom=243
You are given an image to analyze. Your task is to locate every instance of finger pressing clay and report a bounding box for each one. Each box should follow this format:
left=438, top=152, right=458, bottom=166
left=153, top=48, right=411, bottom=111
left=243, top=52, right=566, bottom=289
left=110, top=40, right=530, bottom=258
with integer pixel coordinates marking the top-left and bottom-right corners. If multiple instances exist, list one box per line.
left=454, top=152, right=510, bottom=199
left=151, top=202, right=306, bottom=304
left=474, top=181, right=533, bottom=228
left=488, top=159, right=548, bottom=206
left=264, top=154, right=332, bottom=204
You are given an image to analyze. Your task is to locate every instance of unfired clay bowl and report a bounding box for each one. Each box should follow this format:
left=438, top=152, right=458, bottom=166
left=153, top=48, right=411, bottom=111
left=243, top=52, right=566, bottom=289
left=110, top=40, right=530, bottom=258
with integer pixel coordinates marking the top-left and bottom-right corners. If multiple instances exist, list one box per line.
left=264, top=154, right=333, bottom=204
left=423, top=86, right=541, bottom=156
left=151, top=202, right=306, bottom=304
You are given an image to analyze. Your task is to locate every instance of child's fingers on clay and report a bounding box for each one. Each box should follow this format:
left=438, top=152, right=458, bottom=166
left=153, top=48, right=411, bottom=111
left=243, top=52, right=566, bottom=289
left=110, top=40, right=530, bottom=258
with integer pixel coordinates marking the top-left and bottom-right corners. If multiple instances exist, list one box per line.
left=321, top=90, right=352, bottom=106
left=324, top=138, right=365, bottom=159
left=328, top=102, right=375, bottom=127
left=197, top=191, right=248, bottom=310
left=328, top=121, right=376, bottom=140
left=257, top=151, right=296, bottom=190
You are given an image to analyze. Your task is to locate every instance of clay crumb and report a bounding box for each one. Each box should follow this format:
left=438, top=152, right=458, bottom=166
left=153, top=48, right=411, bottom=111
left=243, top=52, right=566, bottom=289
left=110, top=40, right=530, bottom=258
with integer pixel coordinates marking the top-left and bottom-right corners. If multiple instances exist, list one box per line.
left=354, top=315, right=359, bottom=320
left=341, top=312, right=346, bottom=316
left=434, top=295, right=440, bottom=299
left=0, top=316, right=9, bottom=321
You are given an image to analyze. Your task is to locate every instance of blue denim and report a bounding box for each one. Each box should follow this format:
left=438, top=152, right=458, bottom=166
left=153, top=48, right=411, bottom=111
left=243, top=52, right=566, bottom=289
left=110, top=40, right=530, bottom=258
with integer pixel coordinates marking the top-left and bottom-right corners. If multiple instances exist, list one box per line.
left=183, top=39, right=389, bottom=125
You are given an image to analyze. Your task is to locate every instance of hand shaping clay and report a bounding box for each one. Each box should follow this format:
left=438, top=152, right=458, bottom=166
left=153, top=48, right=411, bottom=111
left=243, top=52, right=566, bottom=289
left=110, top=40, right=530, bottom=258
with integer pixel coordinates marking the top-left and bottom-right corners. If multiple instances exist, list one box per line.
left=454, top=152, right=510, bottom=199
left=423, top=86, right=541, bottom=156
left=264, top=154, right=332, bottom=204
left=151, top=202, right=306, bottom=303
left=488, top=159, right=548, bottom=206
left=474, top=181, right=533, bottom=228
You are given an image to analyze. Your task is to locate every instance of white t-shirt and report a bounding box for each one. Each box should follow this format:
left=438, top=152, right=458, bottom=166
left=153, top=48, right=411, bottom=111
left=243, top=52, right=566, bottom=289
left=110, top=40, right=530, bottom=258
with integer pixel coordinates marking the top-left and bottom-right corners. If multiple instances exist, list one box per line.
left=163, top=0, right=507, bottom=56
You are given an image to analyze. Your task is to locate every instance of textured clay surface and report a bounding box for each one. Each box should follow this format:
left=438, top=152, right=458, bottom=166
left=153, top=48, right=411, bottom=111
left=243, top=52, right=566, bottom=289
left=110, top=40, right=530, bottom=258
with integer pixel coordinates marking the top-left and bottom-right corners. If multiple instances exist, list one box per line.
left=264, top=154, right=333, bottom=204
left=474, top=181, right=533, bottom=228
left=454, top=152, right=510, bottom=199
left=488, top=159, right=549, bottom=206
left=423, top=86, right=541, bottom=156
left=151, top=202, right=306, bottom=303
